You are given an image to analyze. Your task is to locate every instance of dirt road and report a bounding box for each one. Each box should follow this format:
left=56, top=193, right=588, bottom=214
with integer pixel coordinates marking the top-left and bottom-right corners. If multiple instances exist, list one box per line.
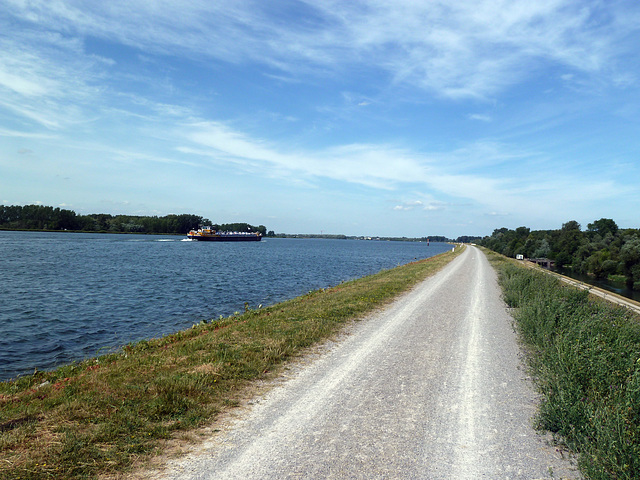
left=162, top=246, right=581, bottom=479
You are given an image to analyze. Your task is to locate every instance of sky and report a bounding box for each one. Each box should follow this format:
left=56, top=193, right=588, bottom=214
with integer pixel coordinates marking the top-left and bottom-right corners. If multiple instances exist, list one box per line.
left=1, top=1, right=640, bottom=238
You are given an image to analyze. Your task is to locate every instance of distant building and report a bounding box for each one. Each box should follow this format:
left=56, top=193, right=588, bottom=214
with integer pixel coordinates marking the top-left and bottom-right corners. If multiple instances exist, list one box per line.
left=516, top=254, right=524, bottom=260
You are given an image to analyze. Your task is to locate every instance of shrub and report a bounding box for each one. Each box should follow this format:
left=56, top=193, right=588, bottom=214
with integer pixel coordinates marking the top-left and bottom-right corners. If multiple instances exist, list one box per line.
left=496, top=263, right=640, bottom=479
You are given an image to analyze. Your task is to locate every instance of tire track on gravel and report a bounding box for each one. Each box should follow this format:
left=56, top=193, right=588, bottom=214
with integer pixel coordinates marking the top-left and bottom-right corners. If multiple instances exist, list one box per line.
left=161, top=246, right=581, bottom=480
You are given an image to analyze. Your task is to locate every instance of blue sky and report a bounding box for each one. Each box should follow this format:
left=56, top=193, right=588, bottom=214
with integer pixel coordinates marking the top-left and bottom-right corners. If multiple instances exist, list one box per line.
left=1, top=1, right=639, bottom=238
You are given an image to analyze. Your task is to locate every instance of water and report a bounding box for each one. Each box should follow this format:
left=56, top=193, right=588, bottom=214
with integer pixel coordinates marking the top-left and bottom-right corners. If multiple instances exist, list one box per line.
left=0, top=231, right=451, bottom=381
left=554, top=267, right=640, bottom=303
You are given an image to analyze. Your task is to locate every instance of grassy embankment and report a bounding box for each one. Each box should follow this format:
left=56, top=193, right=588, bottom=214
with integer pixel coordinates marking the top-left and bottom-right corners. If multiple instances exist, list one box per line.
left=484, top=249, right=640, bottom=480
left=0, top=247, right=463, bottom=480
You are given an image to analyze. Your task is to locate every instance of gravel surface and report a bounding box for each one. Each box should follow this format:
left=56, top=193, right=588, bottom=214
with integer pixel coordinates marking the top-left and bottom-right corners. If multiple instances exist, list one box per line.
left=162, top=246, right=582, bottom=479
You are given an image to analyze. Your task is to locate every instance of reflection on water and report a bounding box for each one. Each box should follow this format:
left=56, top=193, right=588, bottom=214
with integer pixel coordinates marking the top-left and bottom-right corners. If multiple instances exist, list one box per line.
left=553, top=267, right=640, bottom=303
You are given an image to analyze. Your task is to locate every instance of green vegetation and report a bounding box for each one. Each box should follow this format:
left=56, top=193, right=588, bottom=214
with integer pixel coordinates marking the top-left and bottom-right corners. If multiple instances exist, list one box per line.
left=0, top=204, right=483, bottom=241
left=0, top=247, right=462, bottom=480
left=480, top=218, right=640, bottom=290
left=0, top=204, right=268, bottom=235
left=486, top=249, right=640, bottom=479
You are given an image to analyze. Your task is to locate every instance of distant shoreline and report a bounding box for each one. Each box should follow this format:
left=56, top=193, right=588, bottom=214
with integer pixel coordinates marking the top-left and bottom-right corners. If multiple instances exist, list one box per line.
left=0, top=228, right=452, bottom=242
left=0, top=227, right=180, bottom=236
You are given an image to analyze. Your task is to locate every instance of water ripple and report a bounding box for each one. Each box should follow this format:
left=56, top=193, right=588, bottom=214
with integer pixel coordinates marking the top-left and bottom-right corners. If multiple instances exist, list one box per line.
left=0, top=232, right=450, bottom=380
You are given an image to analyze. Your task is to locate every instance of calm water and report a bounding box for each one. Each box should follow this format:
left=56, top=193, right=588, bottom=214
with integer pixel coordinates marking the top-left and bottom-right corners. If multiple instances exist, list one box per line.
left=554, top=267, right=640, bottom=303
left=0, top=231, right=451, bottom=381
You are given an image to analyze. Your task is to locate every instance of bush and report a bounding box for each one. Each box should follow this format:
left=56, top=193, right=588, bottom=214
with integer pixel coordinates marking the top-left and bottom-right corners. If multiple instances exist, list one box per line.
left=497, top=264, right=640, bottom=479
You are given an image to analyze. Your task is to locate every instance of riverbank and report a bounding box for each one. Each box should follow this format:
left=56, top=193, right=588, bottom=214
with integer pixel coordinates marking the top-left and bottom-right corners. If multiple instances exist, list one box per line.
left=484, top=248, right=640, bottom=479
left=0, top=247, right=463, bottom=480
left=516, top=258, right=640, bottom=315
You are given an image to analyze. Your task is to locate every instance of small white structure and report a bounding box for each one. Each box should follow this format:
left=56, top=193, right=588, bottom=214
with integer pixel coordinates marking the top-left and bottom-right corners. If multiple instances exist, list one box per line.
left=516, top=254, right=524, bottom=260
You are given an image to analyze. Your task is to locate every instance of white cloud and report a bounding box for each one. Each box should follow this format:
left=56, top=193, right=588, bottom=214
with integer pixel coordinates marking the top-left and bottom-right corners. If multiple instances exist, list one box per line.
left=0, top=129, right=57, bottom=139
left=181, top=121, right=432, bottom=190
left=0, top=25, right=105, bottom=129
left=425, top=202, right=448, bottom=211
left=5, top=1, right=638, bottom=101
left=179, top=122, right=522, bottom=214
left=176, top=119, right=629, bottom=221
left=394, top=200, right=424, bottom=211
left=1, top=1, right=638, bottom=236
left=468, top=114, right=492, bottom=122
left=0, top=69, right=48, bottom=97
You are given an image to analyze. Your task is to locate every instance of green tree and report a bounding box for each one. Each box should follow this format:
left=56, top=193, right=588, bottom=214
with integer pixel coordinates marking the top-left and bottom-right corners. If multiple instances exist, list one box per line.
left=587, top=218, right=618, bottom=238
left=585, top=249, right=615, bottom=279
left=532, top=239, right=551, bottom=258
left=55, top=208, right=80, bottom=230
left=553, top=220, right=584, bottom=267
left=620, top=237, right=640, bottom=287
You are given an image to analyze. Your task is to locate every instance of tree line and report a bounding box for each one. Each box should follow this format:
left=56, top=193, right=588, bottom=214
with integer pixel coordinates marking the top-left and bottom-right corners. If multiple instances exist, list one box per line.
left=0, top=204, right=269, bottom=236
left=479, top=218, right=640, bottom=290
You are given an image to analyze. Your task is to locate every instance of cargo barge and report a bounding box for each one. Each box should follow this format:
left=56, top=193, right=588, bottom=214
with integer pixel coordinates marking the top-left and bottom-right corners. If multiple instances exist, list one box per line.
left=186, top=226, right=262, bottom=242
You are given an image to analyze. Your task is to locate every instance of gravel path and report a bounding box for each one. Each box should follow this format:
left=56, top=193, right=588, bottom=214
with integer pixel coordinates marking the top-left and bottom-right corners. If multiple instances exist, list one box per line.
left=162, top=246, right=581, bottom=479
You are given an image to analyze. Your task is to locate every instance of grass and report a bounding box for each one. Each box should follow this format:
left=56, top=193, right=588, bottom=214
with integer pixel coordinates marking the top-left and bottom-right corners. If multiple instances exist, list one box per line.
left=0, top=247, right=463, bottom=480
left=483, top=248, right=640, bottom=480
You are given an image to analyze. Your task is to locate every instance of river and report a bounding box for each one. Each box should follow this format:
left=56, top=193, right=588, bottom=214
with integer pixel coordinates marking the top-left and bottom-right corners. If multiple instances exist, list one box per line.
left=553, top=266, right=640, bottom=303
left=0, top=231, right=451, bottom=381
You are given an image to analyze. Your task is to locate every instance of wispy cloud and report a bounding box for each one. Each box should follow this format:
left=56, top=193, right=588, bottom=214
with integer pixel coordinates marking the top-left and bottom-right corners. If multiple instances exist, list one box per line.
left=1, top=1, right=639, bottom=236
left=3, top=0, right=638, bottom=138
left=486, top=211, right=510, bottom=217
left=468, top=114, right=492, bottom=122
left=177, top=120, right=623, bottom=221
left=0, top=23, right=106, bottom=130
left=0, top=128, right=57, bottom=139
left=425, top=202, right=449, bottom=211
left=394, top=200, right=424, bottom=211
left=181, top=121, right=432, bottom=190
left=5, top=1, right=638, bottom=102
left=302, top=1, right=638, bottom=98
